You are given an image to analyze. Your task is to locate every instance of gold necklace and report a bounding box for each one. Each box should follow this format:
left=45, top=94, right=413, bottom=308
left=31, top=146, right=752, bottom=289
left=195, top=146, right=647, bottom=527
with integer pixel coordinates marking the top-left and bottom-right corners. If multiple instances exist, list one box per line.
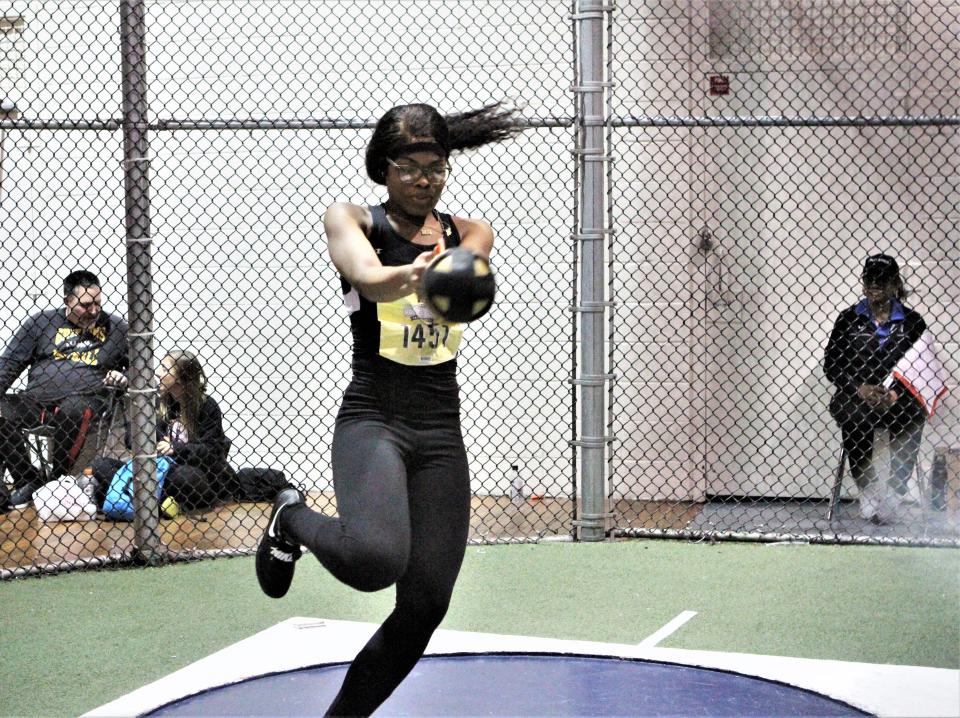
left=387, top=203, right=439, bottom=236
left=420, top=210, right=441, bottom=236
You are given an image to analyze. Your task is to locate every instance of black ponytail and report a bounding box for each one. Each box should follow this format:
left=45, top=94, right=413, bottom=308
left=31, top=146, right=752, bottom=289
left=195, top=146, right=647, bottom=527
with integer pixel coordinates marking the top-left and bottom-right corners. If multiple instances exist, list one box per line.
left=446, top=102, right=523, bottom=152
left=365, top=102, right=523, bottom=185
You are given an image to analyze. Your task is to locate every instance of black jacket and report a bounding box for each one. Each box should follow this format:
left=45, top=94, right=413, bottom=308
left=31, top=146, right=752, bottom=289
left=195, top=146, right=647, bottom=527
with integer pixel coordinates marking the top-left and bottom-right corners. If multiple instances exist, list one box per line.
left=823, top=298, right=926, bottom=398
left=158, top=394, right=238, bottom=498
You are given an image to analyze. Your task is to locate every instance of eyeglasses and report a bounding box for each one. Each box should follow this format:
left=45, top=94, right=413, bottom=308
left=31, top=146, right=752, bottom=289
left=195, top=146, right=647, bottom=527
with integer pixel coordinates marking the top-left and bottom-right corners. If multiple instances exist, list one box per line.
left=386, top=158, right=451, bottom=184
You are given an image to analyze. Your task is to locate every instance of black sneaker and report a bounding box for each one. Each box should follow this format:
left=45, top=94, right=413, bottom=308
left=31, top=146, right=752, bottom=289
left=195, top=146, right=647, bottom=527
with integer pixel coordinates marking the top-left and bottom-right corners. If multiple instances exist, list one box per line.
left=9, top=480, right=41, bottom=509
left=256, top=487, right=305, bottom=599
left=0, top=485, right=11, bottom=514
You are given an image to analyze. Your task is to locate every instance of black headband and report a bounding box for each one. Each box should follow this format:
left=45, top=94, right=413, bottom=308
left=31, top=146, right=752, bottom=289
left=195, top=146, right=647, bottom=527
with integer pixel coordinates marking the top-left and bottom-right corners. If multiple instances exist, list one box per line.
left=388, top=141, right=446, bottom=159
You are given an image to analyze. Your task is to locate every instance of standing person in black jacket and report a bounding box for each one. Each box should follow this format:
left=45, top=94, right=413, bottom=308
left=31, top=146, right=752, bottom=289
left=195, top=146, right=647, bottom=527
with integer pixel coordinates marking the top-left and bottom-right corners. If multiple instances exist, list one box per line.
left=91, top=349, right=236, bottom=512
left=824, top=254, right=927, bottom=523
left=0, top=270, right=128, bottom=510
left=254, top=102, right=521, bottom=716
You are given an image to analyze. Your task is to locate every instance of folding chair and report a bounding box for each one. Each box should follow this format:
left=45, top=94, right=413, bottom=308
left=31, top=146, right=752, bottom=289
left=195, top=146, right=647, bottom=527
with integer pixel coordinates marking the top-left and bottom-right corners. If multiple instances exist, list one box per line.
left=827, top=446, right=847, bottom=522
left=21, top=389, right=124, bottom=484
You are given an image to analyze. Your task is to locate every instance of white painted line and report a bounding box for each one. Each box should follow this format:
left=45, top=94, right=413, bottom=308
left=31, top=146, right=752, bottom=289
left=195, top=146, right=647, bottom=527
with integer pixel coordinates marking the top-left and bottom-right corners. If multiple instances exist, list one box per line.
left=638, top=610, right=698, bottom=647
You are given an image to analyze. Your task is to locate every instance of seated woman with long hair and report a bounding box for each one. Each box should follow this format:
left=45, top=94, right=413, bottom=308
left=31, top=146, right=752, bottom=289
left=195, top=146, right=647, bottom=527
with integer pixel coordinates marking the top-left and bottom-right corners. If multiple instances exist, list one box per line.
left=91, top=349, right=236, bottom=511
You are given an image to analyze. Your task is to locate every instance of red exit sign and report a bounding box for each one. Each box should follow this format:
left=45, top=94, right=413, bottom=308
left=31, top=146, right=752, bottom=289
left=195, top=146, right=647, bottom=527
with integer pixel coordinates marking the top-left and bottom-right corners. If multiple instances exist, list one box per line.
left=709, top=74, right=730, bottom=96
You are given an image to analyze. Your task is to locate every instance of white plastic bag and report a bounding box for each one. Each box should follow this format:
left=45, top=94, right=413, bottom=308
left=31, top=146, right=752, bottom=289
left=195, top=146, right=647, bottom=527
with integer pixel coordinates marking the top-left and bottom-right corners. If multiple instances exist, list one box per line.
left=32, top=477, right=98, bottom=523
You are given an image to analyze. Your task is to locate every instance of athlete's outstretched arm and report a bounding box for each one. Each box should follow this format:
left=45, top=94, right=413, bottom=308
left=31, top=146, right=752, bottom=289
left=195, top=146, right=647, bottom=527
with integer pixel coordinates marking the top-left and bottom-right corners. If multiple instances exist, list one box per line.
left=325, top=202, right=434, bottom=303
left=453, top=217, right=494, bottom=259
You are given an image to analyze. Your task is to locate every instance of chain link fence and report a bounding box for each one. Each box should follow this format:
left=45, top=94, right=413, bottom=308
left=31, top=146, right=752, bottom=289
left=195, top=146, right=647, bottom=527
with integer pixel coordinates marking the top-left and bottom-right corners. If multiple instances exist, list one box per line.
left=609, top=0, right=959, bottom=545
left=1, top=0, right=957, bottom=577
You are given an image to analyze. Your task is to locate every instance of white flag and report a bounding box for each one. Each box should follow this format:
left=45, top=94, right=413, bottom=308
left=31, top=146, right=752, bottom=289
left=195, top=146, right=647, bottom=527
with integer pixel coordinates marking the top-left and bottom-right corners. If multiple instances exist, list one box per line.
left=884, top=330, right=950, bottom=417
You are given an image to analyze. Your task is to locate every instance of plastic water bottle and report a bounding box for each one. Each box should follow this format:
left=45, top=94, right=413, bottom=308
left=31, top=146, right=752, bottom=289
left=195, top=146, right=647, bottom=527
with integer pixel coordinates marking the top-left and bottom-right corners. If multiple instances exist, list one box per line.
left=77, top=467, right=97, bottom=500
left=510, top=464, right=526, bottom=506
left=931, top=450, right=947, bottom=511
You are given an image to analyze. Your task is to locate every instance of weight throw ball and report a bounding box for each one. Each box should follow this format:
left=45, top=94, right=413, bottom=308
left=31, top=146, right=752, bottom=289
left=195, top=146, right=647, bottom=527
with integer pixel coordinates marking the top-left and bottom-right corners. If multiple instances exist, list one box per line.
left=421, top=248, right=496, bottom=323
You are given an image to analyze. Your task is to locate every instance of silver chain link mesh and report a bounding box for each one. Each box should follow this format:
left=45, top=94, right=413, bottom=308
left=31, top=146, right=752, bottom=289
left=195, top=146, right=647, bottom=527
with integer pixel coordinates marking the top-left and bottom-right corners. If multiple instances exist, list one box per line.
left=1, top=0, right=957, bottom=577
left=609, top=0, right=958, bottom=545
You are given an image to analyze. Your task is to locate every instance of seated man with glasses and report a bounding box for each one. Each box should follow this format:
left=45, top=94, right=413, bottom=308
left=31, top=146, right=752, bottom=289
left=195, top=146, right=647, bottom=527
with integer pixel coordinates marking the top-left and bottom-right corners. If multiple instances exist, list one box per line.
left=0, top=270, right=128, bottom=511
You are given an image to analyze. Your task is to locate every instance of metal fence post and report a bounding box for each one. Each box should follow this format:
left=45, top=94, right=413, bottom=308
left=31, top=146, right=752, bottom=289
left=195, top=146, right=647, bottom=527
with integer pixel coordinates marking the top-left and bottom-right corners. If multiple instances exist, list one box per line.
left=572, top=0, right=613, bottom=541
left=119, top=0, right=159, bottom=559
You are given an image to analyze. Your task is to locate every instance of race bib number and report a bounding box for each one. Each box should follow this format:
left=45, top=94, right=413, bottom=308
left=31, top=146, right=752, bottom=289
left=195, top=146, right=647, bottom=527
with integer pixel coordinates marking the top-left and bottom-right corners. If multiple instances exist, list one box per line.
left=378, top=294, right=462, bottom=366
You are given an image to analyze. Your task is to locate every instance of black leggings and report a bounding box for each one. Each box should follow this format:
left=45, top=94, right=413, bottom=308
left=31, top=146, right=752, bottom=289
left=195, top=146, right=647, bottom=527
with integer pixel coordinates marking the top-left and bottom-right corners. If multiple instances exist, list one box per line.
left=280, top=406, right=471, bottom=717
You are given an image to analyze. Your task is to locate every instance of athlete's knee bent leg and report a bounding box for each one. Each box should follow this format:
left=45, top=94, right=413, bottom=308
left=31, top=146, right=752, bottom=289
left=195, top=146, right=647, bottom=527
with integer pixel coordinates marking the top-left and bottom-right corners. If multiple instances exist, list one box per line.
left=336, top=534, right=409, bottom=592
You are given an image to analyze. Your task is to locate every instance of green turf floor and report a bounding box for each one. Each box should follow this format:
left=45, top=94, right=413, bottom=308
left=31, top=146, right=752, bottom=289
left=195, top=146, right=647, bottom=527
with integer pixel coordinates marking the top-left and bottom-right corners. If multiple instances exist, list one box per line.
left=1, top=540, right=957, bottom=717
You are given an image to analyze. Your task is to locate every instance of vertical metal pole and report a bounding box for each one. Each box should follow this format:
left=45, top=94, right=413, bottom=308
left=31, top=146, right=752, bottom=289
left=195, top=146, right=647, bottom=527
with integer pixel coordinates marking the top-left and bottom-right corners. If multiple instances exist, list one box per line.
left=568, top=0, right=581, bottom=539
left=574, top=0, right=611, bottom=541
left=0, top=126, right=6, bottom=201
left=120, top=0, right=159, bottom=558
left=604, top=1, right=617, bottom=534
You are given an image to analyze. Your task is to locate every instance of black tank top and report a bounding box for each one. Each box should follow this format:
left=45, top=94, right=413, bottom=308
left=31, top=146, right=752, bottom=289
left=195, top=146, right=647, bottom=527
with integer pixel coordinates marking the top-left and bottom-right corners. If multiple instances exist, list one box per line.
left=340, top=203, right=463, bottom=397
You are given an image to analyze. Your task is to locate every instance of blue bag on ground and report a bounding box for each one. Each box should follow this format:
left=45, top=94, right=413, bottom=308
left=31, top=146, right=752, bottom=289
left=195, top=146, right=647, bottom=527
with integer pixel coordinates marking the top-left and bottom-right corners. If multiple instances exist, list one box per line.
left=102, top=457, right=174, bottom=520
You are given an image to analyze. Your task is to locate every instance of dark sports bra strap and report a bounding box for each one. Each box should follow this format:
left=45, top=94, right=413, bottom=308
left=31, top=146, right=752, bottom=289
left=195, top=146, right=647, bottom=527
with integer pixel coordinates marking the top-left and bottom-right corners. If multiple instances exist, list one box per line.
left=436, top=211, right=460, bottom=247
